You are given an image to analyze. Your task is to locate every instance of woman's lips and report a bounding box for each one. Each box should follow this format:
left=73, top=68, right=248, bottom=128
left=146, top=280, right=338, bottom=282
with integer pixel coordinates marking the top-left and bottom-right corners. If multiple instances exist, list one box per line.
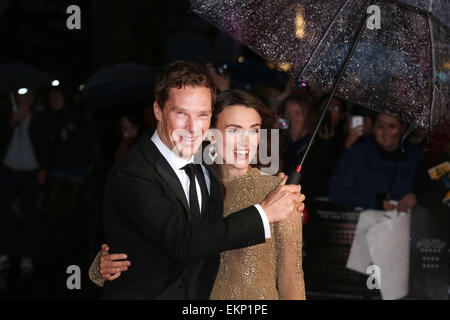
left=233, top=149, right=249, bottom=160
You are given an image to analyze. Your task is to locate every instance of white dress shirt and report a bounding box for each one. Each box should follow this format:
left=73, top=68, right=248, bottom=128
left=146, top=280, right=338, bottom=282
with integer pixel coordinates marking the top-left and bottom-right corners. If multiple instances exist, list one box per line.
left=151, top=130, right=271, bottom=239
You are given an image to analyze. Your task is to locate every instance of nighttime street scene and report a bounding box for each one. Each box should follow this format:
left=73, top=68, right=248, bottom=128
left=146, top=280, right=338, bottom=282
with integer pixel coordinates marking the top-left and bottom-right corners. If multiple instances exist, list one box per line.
left=0, top=0, right=448, bottom=304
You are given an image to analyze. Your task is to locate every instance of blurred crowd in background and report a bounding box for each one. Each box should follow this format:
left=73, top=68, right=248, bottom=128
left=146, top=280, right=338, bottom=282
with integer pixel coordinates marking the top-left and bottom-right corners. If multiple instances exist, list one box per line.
left=0, top=58, right=448, bottom=299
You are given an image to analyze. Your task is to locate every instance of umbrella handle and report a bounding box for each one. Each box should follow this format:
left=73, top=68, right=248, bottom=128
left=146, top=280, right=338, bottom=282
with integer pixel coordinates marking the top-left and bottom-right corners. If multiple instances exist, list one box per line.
left=287, top=165, right=302, bottom=185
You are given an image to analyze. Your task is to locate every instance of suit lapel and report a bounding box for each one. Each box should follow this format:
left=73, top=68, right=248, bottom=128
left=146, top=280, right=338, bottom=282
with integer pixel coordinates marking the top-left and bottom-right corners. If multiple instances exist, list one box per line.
left=156, top=160, right=191, bottom=218
left=139, top=131, right=191, bottom=221
left=202, top=164, right=223, bottom=220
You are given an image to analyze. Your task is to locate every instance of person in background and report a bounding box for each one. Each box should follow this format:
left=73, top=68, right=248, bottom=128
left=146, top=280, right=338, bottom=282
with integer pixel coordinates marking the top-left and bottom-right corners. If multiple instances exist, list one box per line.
left=142, top=102, right=157, bottom=132
left=277, top=94, right=316, bottom=178
left=0, top=89, right=48, bottom=275
left=408, top=127, right=427, bottom=149
left=205, top=62, right=230, bottom=93
left=344, top=104, right=377, bottom=150
left=44, top=86, right=90, bottom=252
left=329, top=113, right=423, bottom=211
left=297, top=95, right=348, bottom=198
left=114, top=113, right=142, bottom=160
left=316, top=95, right=347, bottom=142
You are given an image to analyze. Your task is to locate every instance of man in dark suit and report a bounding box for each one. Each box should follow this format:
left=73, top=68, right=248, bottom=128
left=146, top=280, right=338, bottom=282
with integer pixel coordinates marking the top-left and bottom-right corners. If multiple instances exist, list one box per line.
left=101, top=61, right=305, bottom=299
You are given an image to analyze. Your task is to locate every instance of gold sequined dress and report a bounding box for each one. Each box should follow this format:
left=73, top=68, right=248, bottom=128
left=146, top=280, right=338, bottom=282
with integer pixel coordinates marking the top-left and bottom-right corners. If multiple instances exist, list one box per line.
left=88, top=168, right=305, bottom=300
left=209, top=168, right=305, bottom=300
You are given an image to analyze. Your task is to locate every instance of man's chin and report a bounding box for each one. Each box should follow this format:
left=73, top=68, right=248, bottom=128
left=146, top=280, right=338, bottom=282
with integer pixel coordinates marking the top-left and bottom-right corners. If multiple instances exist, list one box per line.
left=174, top=143, right=201, bottom=159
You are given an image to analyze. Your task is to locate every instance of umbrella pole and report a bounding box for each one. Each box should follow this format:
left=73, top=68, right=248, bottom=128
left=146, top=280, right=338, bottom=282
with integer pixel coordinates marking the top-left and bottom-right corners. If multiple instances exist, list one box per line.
left=287, top=11, right=369, bottom=185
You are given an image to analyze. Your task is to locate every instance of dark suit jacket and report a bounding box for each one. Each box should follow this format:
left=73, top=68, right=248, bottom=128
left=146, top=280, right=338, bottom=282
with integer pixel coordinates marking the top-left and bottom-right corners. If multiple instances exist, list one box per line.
left=101, top=130, right=266, bottom=299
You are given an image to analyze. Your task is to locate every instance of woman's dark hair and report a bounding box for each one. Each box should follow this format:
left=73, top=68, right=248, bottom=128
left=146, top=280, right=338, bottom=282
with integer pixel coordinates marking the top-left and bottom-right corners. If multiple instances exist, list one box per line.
left=211, top=89, right=276, bottom=176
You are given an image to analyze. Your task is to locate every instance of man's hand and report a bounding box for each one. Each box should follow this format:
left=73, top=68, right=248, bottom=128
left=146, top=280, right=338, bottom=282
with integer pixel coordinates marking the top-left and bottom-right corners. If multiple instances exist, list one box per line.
left=99, top=244, right=131, bottom=281
left=260, top=174, right=305, bottom=223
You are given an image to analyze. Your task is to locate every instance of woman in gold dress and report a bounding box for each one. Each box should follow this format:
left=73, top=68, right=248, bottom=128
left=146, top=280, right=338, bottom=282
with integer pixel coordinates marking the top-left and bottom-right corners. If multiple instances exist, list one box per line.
left=89, top=89, right=305, bottom=300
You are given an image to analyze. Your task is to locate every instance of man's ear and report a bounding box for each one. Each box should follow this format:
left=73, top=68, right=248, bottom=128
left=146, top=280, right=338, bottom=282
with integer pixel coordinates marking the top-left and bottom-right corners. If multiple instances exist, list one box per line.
left=153, top=101, right=162, bottom=122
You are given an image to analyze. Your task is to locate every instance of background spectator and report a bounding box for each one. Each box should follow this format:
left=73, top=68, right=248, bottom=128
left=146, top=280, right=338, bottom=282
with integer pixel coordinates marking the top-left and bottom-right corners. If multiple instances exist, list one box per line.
left=0, top=89, right=48, bottom=276
left=328, top=113, right=423, bottom=211
left=114, top=112, right=142, bottom=160
left=44, top=86, right=90, bottom=253
left=278, top=94, right=316, bottom=177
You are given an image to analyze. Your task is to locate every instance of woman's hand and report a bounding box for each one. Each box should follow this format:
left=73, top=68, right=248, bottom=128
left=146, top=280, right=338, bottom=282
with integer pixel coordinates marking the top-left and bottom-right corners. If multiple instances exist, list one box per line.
left=396, top=193, right=416, bottom=212
left=318, top=124, right=335, bottom=140
left=99, top=244, right=131, bottom=281
left=383, top=200, right=396, bottom=211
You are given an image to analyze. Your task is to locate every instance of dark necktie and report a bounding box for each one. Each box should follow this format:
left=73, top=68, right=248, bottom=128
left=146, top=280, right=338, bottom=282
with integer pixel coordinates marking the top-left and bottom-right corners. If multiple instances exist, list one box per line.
left=193, top=164, right=209, bottom=216
left=182, top=163, right=202, bottom=217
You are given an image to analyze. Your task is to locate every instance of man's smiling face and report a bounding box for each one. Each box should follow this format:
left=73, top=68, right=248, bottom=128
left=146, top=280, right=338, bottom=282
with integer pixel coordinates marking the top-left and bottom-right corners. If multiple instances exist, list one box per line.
left=154, top=85, right=212, bottom=159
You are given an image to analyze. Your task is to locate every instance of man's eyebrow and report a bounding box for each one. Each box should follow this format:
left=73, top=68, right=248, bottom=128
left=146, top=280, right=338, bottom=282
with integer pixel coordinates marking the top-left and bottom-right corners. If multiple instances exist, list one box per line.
left=226, top=123, right=261, bottom=128
left=172, top=106, right=211, bottom=113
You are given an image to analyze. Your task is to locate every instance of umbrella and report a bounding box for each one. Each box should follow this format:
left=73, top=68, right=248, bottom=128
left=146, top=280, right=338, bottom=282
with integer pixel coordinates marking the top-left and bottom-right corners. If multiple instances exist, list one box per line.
left=82, top=63, right=161, bottom=111
left=191, top=0, right=449, bottom=184
left=0, top=63, right=53, bottom=95
left=0, top=63, right=54, bottom=112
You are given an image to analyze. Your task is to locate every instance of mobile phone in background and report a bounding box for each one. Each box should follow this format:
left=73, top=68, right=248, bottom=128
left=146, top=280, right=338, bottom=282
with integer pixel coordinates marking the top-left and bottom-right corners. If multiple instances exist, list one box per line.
left=352, top=115, right=363, bottom=128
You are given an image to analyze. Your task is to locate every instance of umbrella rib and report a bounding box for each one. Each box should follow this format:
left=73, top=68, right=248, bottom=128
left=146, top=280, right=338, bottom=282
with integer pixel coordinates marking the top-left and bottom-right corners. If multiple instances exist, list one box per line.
left=297, top=0, right=353, bottom=79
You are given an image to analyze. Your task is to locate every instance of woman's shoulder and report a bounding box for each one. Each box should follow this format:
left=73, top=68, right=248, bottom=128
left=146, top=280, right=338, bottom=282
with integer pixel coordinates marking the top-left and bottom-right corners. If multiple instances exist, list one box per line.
left=252, top=168, right=283, bottom=190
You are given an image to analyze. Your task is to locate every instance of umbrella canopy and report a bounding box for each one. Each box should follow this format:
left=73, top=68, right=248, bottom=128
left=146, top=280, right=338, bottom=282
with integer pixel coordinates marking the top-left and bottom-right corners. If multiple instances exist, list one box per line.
left=82, top=63, right=162, bottom=111
left=0, top=63, right=53, bottom=95
left=191, top=0, right=449, bottom=132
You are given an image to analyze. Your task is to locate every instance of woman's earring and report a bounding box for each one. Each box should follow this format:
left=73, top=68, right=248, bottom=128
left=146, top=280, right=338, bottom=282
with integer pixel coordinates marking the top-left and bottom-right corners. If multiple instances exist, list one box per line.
left=208, top=143, right=218, bottom=162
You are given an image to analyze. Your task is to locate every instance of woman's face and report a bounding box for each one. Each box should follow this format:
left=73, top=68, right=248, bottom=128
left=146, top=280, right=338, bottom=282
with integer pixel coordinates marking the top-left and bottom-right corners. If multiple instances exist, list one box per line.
left=373, top=114, right=404, bottom=151
left=284, top=100, right=308, bottom=138
left=213, top=105, right=261, bottom=171
left=120, top=117, right=139, bottom=139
